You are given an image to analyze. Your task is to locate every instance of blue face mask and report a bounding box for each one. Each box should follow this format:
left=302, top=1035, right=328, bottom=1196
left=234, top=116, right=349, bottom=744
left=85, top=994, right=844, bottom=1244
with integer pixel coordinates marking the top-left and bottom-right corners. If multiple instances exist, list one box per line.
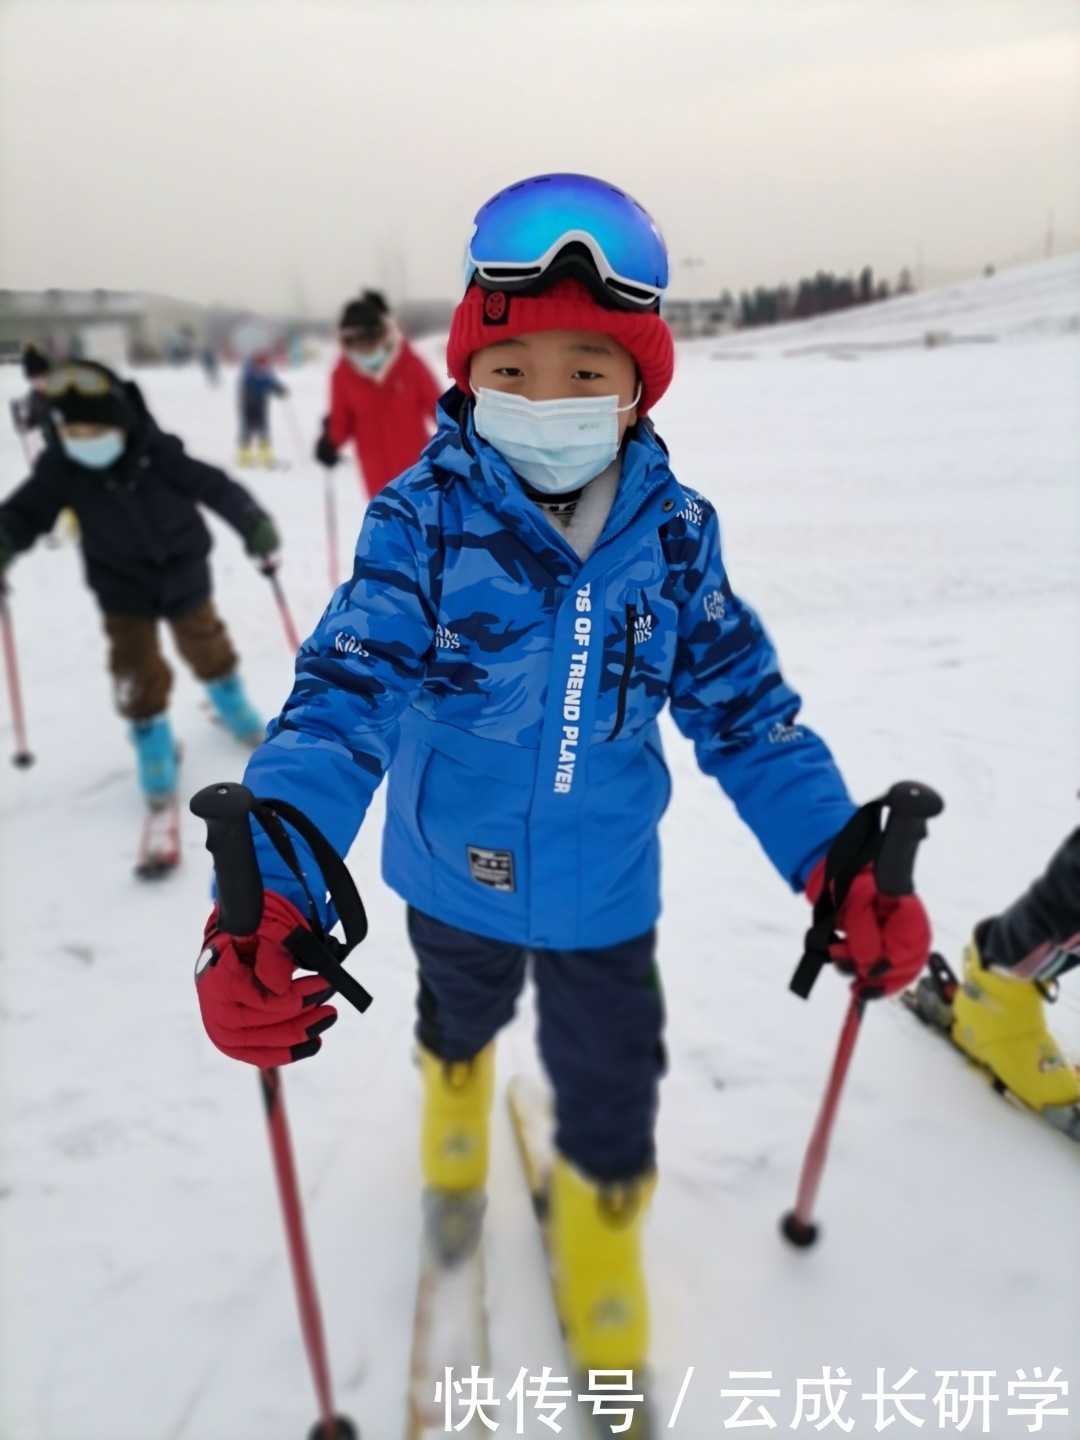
left=61, top=430, right=125, bottom=470
left=347, top=345, right=391, bottom=376
left=472, top=386, right=640, bottom=494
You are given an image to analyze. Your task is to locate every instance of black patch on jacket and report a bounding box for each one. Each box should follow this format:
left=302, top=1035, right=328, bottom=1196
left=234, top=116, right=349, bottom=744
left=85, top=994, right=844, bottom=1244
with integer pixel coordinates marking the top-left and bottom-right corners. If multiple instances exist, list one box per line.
left=467, top=846, right=515, bottom=892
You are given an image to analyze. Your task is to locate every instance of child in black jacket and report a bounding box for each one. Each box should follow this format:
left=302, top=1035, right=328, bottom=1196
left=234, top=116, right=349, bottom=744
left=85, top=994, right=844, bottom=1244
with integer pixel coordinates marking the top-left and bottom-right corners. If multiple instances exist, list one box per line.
left=0, top=361, right=279, bottom=803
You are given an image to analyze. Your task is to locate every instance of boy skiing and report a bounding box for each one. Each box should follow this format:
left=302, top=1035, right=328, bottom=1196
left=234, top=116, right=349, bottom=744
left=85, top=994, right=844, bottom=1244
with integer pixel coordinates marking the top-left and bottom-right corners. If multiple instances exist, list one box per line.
left=314, top=290, right=440, bottom=501
left=237, top=351, right=288, bottom=468
left=0, top=361, right=277, bottom=820
left=193, top=174, right=932, bottom=1395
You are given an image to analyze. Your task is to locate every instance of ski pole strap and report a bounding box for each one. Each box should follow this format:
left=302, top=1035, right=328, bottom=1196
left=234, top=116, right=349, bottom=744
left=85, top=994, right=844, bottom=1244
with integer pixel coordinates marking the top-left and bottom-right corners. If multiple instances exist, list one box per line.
left=790, top=780, right=944, bottom=1000
left=251, top=797, right=373, bottom=1017
left=790, top=798, right=887, bottom=1000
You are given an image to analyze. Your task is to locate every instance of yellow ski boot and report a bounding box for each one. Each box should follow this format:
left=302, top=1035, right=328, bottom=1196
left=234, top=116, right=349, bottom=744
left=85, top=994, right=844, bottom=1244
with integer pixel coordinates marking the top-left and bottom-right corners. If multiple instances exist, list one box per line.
left=550, top=1155, right=655, bottom=1374
left=419, top=1044, right=494, bottom=1266
left=952, top=931, right=1080, bottom=1127
left=257, top=439, right=275, bottom=469
left=236, top=443, right=254, bottom=467
left=419, top=1044, right=495, bottom=1191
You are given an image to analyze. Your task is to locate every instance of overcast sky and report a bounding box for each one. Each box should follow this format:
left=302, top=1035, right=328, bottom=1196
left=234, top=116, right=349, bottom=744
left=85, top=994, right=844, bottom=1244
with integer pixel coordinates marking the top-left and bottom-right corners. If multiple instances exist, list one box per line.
left=1, top=0, right=1077, bottom=315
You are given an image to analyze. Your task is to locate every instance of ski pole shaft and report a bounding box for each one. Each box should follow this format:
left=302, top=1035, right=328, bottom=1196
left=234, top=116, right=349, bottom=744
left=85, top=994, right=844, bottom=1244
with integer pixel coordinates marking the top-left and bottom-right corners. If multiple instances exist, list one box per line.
left=323, top=468, right=340, bottom=592
left=782, top=994, right=864, bottom=1247
left=261, top=1067, right=339, bottom=1430
left=0, top=585, right=34, bottom=767
left=782, top=780, right=943, bottom=1248
left=189, top=782, right=355, bottom=1440
left=261, top=561, right=302, bottom=654
left=283, top=397, right=309, bottom=468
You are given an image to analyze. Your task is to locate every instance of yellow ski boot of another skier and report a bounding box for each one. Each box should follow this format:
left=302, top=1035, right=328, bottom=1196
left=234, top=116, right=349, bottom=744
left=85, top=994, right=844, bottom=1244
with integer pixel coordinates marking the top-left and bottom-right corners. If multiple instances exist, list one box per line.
left=952, top=933, right=1080, bottom=1114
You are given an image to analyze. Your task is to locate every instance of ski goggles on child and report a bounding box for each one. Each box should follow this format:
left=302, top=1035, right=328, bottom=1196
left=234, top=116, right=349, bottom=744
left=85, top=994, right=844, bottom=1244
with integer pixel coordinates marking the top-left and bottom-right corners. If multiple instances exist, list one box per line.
left=44, top=364, right=114, bottom=399
left=45, top=362, right=132, bottom=431
left=464, top=173, right=669, bottom=312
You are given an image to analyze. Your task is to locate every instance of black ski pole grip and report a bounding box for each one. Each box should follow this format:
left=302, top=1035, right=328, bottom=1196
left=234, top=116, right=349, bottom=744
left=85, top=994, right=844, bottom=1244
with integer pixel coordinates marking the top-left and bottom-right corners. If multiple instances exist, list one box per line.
left=874, top=781, right=944, bottom=897
left=190, top=782, right=265, bottom=937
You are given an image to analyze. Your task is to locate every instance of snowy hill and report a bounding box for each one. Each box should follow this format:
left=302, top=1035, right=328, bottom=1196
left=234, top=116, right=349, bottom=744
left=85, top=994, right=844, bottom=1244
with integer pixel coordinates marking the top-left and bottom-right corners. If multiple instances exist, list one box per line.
left=1, top=256, right=1078, bottom=1439
left=696, top=250, right=1080, bottom=356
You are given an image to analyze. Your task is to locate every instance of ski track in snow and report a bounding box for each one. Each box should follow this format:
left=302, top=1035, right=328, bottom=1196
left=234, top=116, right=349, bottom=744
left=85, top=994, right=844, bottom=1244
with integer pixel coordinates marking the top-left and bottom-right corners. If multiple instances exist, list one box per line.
left=1, top=257, right=1078, bottom=1439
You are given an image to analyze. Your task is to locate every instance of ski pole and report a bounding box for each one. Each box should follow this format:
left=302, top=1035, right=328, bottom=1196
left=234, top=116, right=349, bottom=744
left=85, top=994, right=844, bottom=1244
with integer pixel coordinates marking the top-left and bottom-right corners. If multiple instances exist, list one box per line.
left=781, top=780, right=944, bottom=1249
left=190, top=782, right=359, bottom=1440
left=9, top=399, right=36, bottom=468
left=16, top=429, right=35, bottom=469
left=0, top=582, right=34, bottom=767
left=260, top=559, right=302, bottom=654
left=283, top=396, right=310, bottom=469
left=323, top=467, right=340, bottom=592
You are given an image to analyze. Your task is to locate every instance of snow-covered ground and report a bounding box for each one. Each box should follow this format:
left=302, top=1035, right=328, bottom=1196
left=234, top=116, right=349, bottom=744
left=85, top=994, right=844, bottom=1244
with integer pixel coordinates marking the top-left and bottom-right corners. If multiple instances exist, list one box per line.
left=1, top=256, right=1078, bottom=1440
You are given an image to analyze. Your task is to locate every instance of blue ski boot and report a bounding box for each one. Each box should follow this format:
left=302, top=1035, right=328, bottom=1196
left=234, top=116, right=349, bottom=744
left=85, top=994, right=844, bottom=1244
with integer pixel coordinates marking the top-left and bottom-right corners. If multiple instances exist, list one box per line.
left=205, top=672, right=264, bottom=747
left=130, top=715, right=178, bottom=805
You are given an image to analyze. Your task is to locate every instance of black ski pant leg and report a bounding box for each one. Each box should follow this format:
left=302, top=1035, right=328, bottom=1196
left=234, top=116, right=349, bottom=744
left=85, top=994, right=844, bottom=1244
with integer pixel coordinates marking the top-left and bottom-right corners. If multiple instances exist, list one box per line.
left=408, top=907, right=528, bottom=1063
left=988, top=827, right=1080, bottom=975
left=533, top=929, right=665, bottom=1185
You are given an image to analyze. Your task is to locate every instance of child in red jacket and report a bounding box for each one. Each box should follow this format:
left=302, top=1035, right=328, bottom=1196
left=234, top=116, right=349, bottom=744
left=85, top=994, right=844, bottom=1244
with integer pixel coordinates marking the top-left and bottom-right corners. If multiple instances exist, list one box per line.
left=314, top=290, right=440, bottom=501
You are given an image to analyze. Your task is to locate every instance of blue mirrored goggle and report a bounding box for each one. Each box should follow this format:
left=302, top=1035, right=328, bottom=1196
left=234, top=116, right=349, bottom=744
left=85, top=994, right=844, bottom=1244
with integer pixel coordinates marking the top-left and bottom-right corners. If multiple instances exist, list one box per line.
left=465, top=173, right=669, bottom=311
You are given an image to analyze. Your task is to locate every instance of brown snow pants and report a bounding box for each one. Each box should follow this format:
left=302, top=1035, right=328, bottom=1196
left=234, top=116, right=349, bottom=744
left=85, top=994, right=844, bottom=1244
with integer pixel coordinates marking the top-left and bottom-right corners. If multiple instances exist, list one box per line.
left=103, top=602, right=238, bottom=720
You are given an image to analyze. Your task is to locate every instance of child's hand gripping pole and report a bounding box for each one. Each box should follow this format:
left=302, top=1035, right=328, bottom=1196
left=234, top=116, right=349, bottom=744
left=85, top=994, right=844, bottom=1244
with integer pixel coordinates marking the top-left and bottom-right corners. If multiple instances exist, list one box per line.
left=781, top=781, right=944, bottom=1250
left=189, top=781, right=360, bottom=1440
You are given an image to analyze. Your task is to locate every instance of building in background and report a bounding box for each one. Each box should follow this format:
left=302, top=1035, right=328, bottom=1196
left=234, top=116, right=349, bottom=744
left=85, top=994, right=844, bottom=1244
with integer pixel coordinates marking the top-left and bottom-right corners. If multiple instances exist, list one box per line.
left=0, top=289, right=458, bottom=369
left=661, top=294, right=738, bottom=339
left=0, top=289, right=209, bottom=366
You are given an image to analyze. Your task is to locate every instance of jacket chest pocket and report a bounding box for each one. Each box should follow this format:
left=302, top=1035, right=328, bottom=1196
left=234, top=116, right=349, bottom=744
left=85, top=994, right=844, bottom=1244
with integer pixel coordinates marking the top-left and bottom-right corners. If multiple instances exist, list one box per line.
left=600, top=556, right=677, bottom=741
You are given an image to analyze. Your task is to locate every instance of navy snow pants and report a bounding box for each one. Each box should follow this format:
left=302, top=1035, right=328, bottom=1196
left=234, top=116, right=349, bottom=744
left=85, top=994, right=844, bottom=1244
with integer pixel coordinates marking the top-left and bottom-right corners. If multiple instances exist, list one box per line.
left=239, top=397, right=270, bottom=445
left=408, top=907, right=666, bottom=1184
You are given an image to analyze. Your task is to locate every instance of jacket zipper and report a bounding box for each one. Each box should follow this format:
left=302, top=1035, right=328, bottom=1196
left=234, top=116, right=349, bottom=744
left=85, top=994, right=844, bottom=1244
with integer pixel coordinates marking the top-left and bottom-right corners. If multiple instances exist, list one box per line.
left=608, top=601, right=638, bottom=743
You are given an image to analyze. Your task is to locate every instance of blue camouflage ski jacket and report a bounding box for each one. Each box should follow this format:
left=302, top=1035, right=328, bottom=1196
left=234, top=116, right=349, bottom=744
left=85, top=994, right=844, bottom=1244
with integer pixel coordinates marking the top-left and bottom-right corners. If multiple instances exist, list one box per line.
left=243, top=389, right=855, bottom=948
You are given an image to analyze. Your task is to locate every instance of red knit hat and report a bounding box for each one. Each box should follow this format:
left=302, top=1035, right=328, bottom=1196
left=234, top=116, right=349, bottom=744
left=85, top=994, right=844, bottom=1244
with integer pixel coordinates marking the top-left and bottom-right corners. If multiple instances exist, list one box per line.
left=446, top=278, right=674, bottom=415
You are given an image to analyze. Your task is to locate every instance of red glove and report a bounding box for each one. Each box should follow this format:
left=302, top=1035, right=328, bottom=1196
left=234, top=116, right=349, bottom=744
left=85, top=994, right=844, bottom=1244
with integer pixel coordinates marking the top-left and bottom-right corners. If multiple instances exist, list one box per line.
left=805, top=858, right=931, bottom=998
left=195, top=889, right=338, bottom=1067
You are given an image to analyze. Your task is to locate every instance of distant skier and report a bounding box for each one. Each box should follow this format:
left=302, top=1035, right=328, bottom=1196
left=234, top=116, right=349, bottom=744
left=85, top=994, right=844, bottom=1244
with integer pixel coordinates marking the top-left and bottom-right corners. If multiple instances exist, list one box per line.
left=314, top=290, right=440, bottom=501
left=199, top=343, right=220, bottom=388
left=9, top=345, right=81, bottom=546
left=0, top=361, right=278, bottom=809
left=237, top=351, right=287, bottom=468
left=908, top=828, right=1080, bottom=1134
left=9, top=344, right=52, bottom=457
left=193, top=175, right=932, bottom=1396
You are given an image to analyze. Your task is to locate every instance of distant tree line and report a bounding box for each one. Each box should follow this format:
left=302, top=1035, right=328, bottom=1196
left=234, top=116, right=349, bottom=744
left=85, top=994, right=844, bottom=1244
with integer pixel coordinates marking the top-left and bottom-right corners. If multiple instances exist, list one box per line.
left=733, top=266, right=915, bottom=329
